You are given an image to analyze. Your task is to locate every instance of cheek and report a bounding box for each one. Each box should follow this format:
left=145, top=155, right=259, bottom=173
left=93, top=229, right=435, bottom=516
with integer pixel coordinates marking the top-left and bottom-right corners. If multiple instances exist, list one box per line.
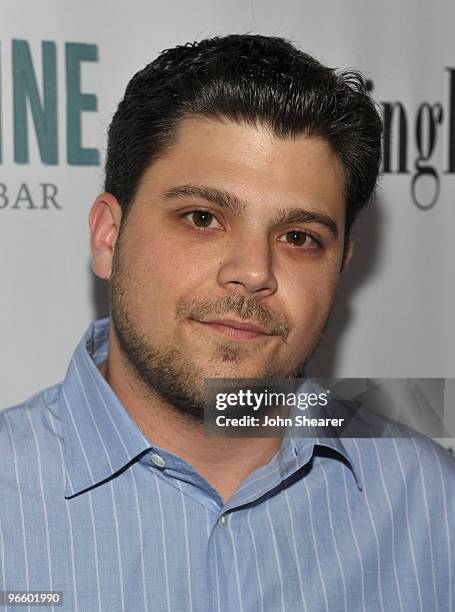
left=283, top=270, right=338, bottom=334
left=125, top=232, right=216, bottom=311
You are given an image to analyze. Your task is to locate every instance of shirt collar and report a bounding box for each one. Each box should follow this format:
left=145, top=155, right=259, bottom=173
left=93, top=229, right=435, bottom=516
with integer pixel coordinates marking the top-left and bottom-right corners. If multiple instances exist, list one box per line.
left=290, top=435, right=363, bottom=491
left=285, top=383, right=363, bottom=491
left=60, top=318, right=153, bottom=498
left=60, top=318, right=362, bottom=498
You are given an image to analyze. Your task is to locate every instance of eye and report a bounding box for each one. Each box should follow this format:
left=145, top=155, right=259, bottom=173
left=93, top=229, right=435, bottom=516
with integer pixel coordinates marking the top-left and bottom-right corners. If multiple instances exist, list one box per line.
left=278, top=230, right=321, bottom=249
left=183, top=210, right=222, bottom=229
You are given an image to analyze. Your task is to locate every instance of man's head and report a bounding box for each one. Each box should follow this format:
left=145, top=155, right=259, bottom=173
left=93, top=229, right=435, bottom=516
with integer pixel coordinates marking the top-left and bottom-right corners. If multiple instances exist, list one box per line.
left=105, top=34, right=381, bottom=238
left=90, top=34, right=382, bottom=422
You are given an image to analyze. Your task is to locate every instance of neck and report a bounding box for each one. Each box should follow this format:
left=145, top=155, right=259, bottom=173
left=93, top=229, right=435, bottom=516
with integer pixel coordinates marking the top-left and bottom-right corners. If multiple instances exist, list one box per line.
left=99, top=325, right=283, bottom=503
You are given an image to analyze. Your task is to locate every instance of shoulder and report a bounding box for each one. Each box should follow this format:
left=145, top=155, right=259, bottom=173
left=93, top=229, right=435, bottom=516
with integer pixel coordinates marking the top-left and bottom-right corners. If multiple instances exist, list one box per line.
left=0, top=383, right=63, bottom=458
left=0, top=385, right=67, bottom=531
left=388, top=434, right=455, bottom=487
left=344, top=433, right=455, bottom=504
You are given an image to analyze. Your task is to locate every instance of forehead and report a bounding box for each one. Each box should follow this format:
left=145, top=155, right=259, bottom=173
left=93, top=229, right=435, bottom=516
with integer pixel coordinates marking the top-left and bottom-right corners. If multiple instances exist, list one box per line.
left=135, top=116, right=346, bottom=224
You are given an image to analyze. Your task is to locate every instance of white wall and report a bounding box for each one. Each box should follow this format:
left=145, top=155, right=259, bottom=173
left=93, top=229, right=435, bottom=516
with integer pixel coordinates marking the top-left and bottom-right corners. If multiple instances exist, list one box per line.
left=1, top=0, right=453, bottom=447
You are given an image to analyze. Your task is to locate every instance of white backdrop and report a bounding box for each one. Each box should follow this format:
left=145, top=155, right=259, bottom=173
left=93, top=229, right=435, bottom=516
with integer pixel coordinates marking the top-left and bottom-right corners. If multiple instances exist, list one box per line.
left=1, top=1, right=454, bottom=449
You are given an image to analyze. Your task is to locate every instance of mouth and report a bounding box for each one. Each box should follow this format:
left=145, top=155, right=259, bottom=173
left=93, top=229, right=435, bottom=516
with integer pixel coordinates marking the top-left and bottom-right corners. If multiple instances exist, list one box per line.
left=193, top=318, right=273, bottom=340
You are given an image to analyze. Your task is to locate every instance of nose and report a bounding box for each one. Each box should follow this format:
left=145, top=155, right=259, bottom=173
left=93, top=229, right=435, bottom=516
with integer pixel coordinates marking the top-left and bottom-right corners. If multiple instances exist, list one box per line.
left=216, top=231, right=278, bottom=296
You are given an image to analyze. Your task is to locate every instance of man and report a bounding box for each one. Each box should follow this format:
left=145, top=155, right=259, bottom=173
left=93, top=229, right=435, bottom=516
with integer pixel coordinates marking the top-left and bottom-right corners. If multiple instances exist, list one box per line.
left=1, top=34, right=454, bottom=612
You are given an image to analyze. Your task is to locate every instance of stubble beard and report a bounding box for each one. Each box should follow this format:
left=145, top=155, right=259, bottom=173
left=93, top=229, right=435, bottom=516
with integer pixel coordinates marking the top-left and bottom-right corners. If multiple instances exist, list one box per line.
left=109, top=242, right=330, bottom=424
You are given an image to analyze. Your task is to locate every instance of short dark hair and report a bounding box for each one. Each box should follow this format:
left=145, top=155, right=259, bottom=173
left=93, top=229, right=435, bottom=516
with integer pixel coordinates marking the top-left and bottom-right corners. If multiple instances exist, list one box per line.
left=105, top=34, right=382, bottom=237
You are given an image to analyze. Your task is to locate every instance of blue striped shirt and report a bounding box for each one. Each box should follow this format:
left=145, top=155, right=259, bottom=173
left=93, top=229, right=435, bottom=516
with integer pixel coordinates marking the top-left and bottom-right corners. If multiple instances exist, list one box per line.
left=1, top=318, right=454, bottom=611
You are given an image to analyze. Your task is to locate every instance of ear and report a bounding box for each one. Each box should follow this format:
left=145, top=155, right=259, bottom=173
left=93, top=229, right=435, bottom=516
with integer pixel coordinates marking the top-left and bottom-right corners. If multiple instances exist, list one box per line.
left=340, top=238, right=353, bottom=274
left=89, top=193, right=122, bottom=280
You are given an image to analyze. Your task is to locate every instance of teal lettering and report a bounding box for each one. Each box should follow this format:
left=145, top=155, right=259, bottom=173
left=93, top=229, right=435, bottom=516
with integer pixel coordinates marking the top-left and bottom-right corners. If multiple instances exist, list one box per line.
left=66, top=43, right=99, bottom=165
left=13, top=40, right=58, bottom=164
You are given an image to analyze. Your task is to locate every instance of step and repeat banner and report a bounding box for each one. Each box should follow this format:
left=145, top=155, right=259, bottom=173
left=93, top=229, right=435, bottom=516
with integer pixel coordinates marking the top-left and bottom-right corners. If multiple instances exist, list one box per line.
left=1, top=0, right=453, bottom=448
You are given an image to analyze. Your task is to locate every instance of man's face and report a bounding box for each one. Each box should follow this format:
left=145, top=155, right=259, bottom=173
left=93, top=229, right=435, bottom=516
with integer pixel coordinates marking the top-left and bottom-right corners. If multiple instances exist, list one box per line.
left=106, top=116, right=350, bottom=421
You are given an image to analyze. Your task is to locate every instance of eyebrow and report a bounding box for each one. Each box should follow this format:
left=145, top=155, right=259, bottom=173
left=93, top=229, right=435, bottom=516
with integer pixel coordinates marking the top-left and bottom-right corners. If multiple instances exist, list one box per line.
left=162, top=184, right=245, bottom=215
left=162, top=183, right=339, bottom=239
left=272, top=207, right=339, bottom=239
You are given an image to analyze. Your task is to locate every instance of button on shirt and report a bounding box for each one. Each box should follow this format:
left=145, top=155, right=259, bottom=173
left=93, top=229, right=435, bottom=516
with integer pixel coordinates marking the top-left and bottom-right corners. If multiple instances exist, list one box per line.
left=1, top=318, right=454, bottom=612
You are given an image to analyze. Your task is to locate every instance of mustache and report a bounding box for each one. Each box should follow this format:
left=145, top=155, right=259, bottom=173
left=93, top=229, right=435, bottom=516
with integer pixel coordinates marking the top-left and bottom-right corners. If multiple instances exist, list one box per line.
left=176, top=295, right=290, bottom=339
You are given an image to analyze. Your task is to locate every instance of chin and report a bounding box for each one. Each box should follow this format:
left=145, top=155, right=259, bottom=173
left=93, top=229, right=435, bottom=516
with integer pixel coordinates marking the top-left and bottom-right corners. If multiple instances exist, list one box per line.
left=200, top=358, right=289, bottom=381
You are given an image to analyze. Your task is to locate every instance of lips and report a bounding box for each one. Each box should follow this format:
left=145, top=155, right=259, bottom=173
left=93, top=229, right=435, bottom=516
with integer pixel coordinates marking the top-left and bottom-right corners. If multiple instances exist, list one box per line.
left=195, top=318, right=271, bottom=339
left=204, top=319, right=269, bottom=334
